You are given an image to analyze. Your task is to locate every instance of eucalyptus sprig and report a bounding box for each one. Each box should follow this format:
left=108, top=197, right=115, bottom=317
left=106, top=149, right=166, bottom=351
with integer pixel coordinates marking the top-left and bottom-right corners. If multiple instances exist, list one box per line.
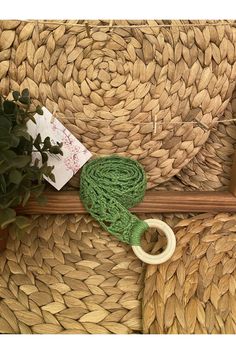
left=0, top=89, right=63, bottom=236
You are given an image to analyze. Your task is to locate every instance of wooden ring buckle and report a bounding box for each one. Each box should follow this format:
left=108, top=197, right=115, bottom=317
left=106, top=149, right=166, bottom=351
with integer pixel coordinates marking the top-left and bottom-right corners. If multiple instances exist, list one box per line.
left=132, top=219, right=176, bottom=264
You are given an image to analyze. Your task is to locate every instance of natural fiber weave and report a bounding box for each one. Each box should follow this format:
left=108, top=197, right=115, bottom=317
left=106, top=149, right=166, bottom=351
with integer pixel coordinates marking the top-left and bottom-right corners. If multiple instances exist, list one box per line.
left=0, top=213, right=184, bottom=334
left=1, top=19, right=236, bottom=334
left=143, top=213, right=236, bottom=334
left=155, top=88, right=236, bottom=192
left=0, top=20, right=236, bottom=188
left=174, top=89, right=236, bottom=191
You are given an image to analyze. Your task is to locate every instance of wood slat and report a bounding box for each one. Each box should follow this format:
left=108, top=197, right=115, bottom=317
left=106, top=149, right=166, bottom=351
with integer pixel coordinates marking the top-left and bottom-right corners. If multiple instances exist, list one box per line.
left=16, top=191, right=236, bottom=214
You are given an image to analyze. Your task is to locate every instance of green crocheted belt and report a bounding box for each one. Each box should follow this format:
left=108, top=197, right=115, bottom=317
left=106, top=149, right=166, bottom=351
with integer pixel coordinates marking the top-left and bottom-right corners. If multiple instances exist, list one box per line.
left=79, top=155, right=149, bottom=246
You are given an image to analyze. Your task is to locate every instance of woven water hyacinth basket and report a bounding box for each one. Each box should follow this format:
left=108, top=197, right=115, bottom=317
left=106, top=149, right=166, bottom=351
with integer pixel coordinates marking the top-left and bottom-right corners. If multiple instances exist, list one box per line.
left=0, top=213, right=184, bottom=334
left=1, top=20, right=236, bottom=188
left=143, top=213, right=236, bottom=334
left=1, top=20, right=236, bottom=334
left=156, top=88, right=236, bottom=192
left=1, top=210, right=236, bottom=334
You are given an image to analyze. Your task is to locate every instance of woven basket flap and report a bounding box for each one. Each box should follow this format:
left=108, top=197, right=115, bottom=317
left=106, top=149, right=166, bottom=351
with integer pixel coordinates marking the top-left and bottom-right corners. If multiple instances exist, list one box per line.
left=0, top=20, right=236, bottom=188
left=143, top=213, right=236, bottom=334
left=156, top=87, right=236, bottom=192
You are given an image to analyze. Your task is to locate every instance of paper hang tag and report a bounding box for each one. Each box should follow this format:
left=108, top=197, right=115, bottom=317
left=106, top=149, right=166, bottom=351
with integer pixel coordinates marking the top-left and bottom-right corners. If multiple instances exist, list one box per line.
left=27, top=107, right=92, bottom=190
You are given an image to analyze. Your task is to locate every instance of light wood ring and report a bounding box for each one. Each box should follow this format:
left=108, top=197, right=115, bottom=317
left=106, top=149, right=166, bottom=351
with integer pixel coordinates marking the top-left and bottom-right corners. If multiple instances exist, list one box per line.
left=132, top=219, right=176, bottom=264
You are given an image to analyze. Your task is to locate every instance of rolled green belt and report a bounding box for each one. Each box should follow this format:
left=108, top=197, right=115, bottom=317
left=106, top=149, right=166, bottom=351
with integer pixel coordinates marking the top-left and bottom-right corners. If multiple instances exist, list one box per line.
left=79, top=155, right=149, bottom=246
left=80, top=155, right=176, bottom=264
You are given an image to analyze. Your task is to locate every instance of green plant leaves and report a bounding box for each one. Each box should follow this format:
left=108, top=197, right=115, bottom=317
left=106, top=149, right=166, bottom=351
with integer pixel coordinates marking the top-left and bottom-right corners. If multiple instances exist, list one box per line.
left=0, top=116, right=11, bottom=130
left=15, top=155, right=32, bottom=168
left=43, top=136, right=51, bottom=149
left=19, top=96, right=30, bottom=105
left=14, top=216, right=31, bottom=230
left=3, top=100, right=16, bottom=114
left=0, top=131, right=20, bottom=150
left=21, top=88, right=29, bottom=97
left=21, top=190, right=31, bottom=207
left=0, top=155, right=31, bottom=174
left=12, top=91, right=20, bottom=101
left=0, top=208, right=16, bottom=229
left=12, top=125, right=31, bottom=141
left=0, top=88, right=63, bottom=229
left=9, top=169, right=22, bottom=185
left=36, top=105, right=43, bottom=115
left=41, top=152, right=48, bottom=163
left=18, top=88, right=30, bottom=105
left=33, top=133, right=42, bottom=150
left=49, top=146, right=63, bottom=155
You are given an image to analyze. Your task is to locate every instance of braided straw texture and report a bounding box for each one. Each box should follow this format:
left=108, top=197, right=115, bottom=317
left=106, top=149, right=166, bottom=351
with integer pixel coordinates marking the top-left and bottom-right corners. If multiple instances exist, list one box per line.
left=1, top=20, right=236, bottom=188
left=0, top=213, right=184, bottom=334
left=156, top=87, right=236, bottom=192
left=143, top=213, right=236, bottom=334
left=1, top=20, right=236, bottom=334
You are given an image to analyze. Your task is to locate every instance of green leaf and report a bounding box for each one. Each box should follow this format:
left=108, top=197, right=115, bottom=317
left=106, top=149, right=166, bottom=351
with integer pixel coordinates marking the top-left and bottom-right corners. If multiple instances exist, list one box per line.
left=0, top=130, right=20, bottom=149
left=12, top=91, right=20, bottom=101
left=49, top=146, right=63, bottom=154
left=41, top=152, right=48, bottom=163
left=16, top=155, right=31, bottom=167
left=0, top=150, right=16, bottom=160
left=48, top=173, right=55, bottom=182
left=29, top=115, right=36, bottom=124
left=9, top=169, right=22, bottom=185
left=41, top=164, right=54, bottom=176
left=31, top=184, right=45, bottom=198
left=22, top=190, right=31, bottom=207
left=3, top=100, right=16, bottom=114
left=19, top=96, right=30, bottom=105
left=0, top=196, right=20, bottom=209
left=36, top=106, right=43, bottom=115
left=0, top=208, right=16, bottom=229
left=0, top=155, right=31, bottom=174
left=43, top=136, right=51, bottom=149
left=14, top=216, right=31, bottom=230
left=12, top=125, right=31, bottom=141
left=34, top=133, right=42, bottom=150
left=10, top=133, right=20, bottom=147
left=21, top=88, right=29, bottom=97
left=0, top=116, right=11, bottom=130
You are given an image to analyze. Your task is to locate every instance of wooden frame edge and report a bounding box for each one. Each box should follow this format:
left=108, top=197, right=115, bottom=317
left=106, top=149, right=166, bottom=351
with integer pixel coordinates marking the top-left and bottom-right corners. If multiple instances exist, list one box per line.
left=15, top=150, right=236, bottom=214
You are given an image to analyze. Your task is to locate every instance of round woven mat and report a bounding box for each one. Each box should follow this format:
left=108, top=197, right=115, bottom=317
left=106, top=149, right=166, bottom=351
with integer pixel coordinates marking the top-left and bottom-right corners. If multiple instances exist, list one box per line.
left=0, top=213, right=184, bottom=334
left=1, top=20, right=236, bottom=187
left=155, top=87, right=236, bottom=192
left=143, top=213, right=236, bottom=334
left=174, top=88, right=236, bottom=191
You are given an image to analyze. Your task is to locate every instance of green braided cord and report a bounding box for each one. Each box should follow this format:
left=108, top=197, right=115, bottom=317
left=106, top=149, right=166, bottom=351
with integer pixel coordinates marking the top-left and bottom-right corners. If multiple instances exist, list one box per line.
left=79, top=155, right=149, bottom=246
